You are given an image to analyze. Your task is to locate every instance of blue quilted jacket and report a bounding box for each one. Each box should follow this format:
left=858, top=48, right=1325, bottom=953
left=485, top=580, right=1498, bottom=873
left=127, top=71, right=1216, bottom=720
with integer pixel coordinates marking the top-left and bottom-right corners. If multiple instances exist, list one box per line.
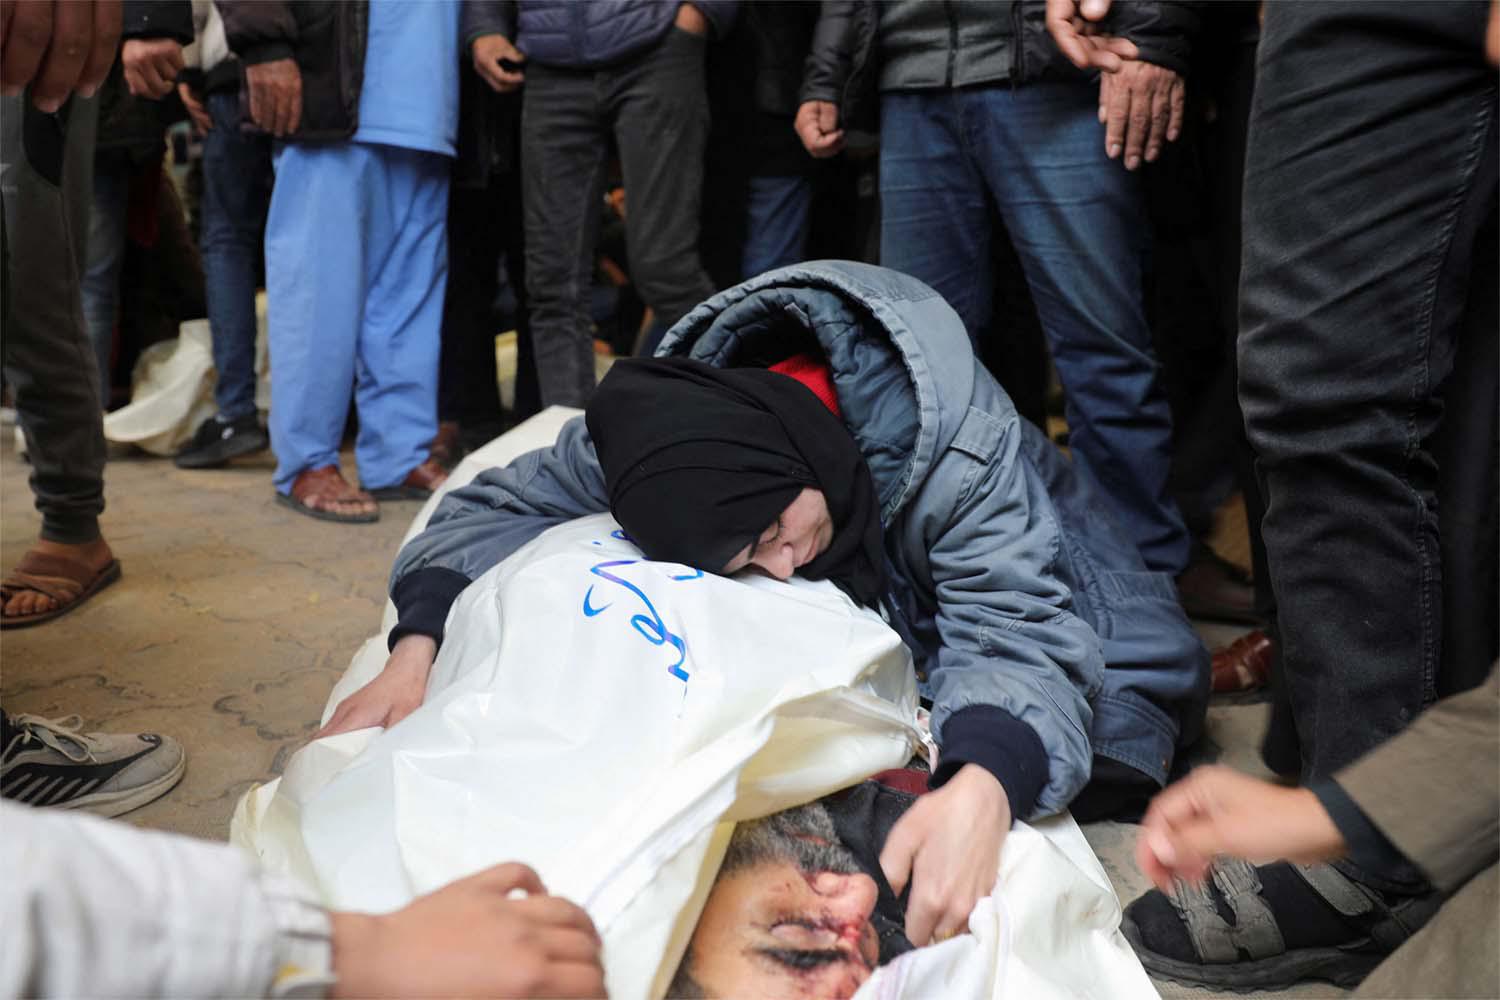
left=463, top=0, right=739, bottom=68
left=389, top=263, right=1209, bottom=818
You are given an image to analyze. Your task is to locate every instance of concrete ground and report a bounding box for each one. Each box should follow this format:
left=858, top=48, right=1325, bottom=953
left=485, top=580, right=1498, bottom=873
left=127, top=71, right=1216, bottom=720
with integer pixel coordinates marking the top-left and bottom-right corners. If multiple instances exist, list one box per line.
left=0, top=418, right=1342, bottom=999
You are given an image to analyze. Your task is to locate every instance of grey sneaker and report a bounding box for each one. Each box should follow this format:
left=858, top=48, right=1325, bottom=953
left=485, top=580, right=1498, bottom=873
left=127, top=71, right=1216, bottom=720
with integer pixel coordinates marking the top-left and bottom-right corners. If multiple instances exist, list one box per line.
left=0, top=714, right=186, bottom=817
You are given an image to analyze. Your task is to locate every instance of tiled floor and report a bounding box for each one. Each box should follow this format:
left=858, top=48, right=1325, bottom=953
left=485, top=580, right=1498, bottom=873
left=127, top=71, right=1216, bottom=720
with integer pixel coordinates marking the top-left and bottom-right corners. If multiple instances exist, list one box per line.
left=0, top=422, right=1344, bottom=998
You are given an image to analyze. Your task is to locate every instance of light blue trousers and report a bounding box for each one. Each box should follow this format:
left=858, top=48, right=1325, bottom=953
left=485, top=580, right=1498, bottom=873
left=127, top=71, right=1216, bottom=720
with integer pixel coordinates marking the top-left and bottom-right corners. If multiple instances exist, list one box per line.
left=266, top=141, right=448, bottom=493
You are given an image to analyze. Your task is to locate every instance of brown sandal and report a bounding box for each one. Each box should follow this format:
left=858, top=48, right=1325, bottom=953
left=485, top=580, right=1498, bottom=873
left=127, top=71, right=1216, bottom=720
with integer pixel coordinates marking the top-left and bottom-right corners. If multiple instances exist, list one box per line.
left=275, top=465, right=380, bottom=524
left=0, top=550, right=122, bottom=629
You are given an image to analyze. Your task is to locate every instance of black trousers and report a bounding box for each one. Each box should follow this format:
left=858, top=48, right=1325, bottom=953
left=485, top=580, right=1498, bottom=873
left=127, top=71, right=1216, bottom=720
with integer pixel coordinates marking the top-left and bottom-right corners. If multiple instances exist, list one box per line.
left=1, top=94, right=107, bottom=544
left=1239, top=0, right=1498, bottom=891
left=521, top=29, right=716, bottom=408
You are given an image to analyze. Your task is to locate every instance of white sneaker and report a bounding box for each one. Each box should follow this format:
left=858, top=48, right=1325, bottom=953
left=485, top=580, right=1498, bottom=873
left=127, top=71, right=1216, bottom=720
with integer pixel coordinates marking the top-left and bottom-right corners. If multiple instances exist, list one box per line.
left=0, top=713, right=186, bottom=817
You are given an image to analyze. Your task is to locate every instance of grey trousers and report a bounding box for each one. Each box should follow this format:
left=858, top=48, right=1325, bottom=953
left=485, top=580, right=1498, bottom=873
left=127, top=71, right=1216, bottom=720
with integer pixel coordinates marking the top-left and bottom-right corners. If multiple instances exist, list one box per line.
left=0, top=93, right=107, bottom=544
left=521, top=27, right=716, bottom=408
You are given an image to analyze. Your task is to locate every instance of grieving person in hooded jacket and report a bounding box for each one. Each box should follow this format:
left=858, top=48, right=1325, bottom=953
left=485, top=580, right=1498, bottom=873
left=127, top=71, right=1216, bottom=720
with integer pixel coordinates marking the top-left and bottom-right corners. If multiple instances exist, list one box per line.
left=321, top=262, right=1210, bottom=949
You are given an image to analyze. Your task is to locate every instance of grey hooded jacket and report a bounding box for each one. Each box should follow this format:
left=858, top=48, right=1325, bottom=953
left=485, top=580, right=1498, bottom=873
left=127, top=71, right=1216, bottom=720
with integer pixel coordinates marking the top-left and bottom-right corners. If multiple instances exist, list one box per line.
left=389, top=262, right=1208, bottom=817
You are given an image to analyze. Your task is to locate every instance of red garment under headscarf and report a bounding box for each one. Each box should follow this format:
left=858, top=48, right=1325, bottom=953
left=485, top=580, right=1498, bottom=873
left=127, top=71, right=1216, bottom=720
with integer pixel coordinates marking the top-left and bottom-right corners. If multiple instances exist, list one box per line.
left=770, top=353, right=842, bottom=416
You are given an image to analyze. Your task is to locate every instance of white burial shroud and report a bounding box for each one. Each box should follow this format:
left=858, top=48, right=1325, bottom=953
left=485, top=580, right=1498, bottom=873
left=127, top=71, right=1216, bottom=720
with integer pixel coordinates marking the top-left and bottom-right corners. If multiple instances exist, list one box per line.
left=232, top=408, right=1156, bottom=1000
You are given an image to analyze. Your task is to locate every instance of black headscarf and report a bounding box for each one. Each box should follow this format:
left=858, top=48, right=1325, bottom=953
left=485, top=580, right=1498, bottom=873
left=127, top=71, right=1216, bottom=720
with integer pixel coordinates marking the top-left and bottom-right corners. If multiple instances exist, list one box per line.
left=586, top=357, right=888, bottom=608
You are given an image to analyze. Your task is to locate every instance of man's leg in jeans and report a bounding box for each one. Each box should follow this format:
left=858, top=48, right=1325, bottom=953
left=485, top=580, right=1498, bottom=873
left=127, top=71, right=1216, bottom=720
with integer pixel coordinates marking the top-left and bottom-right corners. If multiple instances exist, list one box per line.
left=521, top=66, right=609, bottom=408
left=176, top=91, right=272, bottom=469
left=611, top=29, right=716, bottom=346
left=877, top=91, right=994, bottom=346
left=0, top=94, right=118, bottom=625
left=79, top=151, right=129, bottom=403
left=742, top=173, right=813, bottom=280
left=1240, top=1, right=1497, bottom=891
left=969, top=81, right=1187, bottom=576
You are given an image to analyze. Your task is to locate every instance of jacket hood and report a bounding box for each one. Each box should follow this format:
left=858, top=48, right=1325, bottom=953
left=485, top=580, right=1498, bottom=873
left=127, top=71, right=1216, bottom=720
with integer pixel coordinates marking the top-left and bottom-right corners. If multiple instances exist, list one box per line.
left=656, top=261, right=975, bottom=521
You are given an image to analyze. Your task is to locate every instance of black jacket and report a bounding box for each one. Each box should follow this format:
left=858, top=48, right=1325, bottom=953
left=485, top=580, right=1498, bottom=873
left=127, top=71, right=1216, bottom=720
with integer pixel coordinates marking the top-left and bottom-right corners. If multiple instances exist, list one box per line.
left=802, top=0, right=1199, bottom=133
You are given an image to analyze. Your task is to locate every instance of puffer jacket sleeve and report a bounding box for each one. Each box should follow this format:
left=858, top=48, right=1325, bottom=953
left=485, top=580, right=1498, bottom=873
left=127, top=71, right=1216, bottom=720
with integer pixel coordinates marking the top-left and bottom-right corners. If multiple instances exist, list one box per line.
left=216, top=0, right=298, bottom=65
left=919, top=406, right=1104, bottom=819
left=388, top=416, right=611, bottom=649
left=799, top=0, right=859, bottom=104
left=1099, top=0, right=1200, bottom=77
left=462, top=0, right=518, bottom=51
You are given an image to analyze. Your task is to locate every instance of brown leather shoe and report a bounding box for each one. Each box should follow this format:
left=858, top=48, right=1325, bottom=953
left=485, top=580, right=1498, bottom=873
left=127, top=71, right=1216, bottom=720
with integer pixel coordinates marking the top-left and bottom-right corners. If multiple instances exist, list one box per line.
left=365, top=457, right=450, bottom=501
left=429, top=421, right=462, bottom=469
left=1176, top=545, right=1261, bottom=625
left=1211, top=628, right=1274, bottom=693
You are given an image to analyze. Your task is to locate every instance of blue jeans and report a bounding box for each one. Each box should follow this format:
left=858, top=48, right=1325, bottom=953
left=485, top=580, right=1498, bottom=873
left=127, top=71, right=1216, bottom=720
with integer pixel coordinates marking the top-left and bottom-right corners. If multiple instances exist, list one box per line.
left=880, top=84, right=1187, bottom=575
left=742, top=173, right=811, bottom=280
left=1239, top=1, right=1496, bottom=891
left=201, top=91, right=271, bottom=421
left=80, top=152, right=130, bottom=400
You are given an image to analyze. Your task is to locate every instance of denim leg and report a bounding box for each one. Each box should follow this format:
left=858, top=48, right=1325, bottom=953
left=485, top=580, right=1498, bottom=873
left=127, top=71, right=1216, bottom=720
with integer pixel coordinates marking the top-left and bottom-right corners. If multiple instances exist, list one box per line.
left=741, top=173, right=812, bottom=279
left=521, top=65, right=608, bottom=408
left=200, top=92, right=271, bottom=422
left=1239, top=2, right=1497, bottom=888
left=968, top=82, right=1188, bottom=575
left=353, top=147, right=447, bottom=490
left=877, top=91, right=994, bottom=344
left=79, top=152, right=129, bottom=401
left=265, top=143, right=363, bottom=492
left=610, top=28, right=717, bottom=339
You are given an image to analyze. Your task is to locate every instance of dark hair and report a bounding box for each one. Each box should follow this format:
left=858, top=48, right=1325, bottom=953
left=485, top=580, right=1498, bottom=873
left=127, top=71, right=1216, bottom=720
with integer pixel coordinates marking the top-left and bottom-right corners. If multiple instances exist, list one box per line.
left=664, top=950, right=706, bottom=999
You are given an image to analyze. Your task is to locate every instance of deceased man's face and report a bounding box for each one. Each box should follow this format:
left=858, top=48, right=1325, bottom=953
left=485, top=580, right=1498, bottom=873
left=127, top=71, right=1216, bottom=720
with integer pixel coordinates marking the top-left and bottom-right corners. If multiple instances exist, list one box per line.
left=677, top=802, right=881, bottom=999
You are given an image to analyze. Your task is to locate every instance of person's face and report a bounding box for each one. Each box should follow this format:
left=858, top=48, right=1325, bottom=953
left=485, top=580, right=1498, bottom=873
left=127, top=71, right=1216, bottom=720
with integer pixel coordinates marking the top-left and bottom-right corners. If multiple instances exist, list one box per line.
left=686, top=860, right=880, bottom=999
left=720, top=488, right=833, bottom=581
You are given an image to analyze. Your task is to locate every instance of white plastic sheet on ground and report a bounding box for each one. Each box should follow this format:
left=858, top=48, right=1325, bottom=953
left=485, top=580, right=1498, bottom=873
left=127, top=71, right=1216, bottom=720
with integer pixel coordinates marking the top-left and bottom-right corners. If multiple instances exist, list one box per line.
left=231, top=408, right=1157, bottom=1000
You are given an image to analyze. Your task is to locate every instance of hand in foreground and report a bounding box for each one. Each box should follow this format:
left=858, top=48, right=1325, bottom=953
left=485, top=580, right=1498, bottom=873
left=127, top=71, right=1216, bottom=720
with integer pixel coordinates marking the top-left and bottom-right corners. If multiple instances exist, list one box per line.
left=316, top=634, right=436, bottom=738
left=794, top=99, right=845, bottom=159
left=121, top=37, right=183, bottom=98
left=177, top=82, right=211, bottom=133
left=473, top=32, right=526, bottom=93
left=1135, top=764, right=1348, bottom=894
left=245, top=56, right=301, bottom=136
left=0, top=0, right=121, bottom=110
left=1098, top=54, right=1184, bottom=169
left=330, top=862, right=608, bottom=999
left=880, top=763, right=1010, bottom=946
left=1045, top=0, right=1134, bottom=73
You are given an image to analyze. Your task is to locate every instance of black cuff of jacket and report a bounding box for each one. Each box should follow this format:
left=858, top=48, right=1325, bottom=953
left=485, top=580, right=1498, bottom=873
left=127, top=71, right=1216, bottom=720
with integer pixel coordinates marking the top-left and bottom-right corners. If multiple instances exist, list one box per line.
left=240, top=41, right=296, bottom=66
left=931, top=706, right=1049, bottom=822
left=388, top=567, right=471, bottom=651
left=122, top=1, right=195, bottom=44
left=1311, top=778, right=1410, bottom=876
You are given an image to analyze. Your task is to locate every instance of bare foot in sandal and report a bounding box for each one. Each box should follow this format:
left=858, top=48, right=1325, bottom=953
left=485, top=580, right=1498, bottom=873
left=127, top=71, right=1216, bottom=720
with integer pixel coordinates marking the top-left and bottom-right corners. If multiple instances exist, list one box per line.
left=1, top=537, right=120, bottom=628
left=277, top=465, right=380, bottom=524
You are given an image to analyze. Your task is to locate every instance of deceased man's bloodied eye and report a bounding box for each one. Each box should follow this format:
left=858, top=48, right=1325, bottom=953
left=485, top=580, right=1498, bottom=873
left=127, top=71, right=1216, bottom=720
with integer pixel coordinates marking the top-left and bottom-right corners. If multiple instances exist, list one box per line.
left=669, top=802, right=881, bottom=999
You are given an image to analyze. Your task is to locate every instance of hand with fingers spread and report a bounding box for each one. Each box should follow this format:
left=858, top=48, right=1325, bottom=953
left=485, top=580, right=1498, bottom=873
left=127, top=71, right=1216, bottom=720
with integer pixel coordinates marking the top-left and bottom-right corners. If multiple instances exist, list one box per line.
left=120, top=36, right=183, bottom=98
left=330, top=862, right=608, bottom=999
left=316, top=634, right=436, bottom=739
left=1098, top=54, right=1184, bottom=170
left=1, top=0, right=122, bottom=111
left=794, top=99, right=845, bottom=159
left=1134, top=765, right=1347, bottom=894
left=245, top=56, right=302, bottom=137
left=879, top=763, right=1009, bottom=947
left=473, top=32, right=526, bottom=93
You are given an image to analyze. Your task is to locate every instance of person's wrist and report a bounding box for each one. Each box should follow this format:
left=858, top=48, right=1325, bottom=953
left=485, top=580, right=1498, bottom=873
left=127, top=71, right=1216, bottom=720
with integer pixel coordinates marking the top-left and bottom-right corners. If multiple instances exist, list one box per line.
left=1288, top=787, right=1348, bottom=859
left=328, top=912, right=385, bottom=999
left=953, top=763, right=1011, bottom=825
left=392, top=633, right=437, bottom=664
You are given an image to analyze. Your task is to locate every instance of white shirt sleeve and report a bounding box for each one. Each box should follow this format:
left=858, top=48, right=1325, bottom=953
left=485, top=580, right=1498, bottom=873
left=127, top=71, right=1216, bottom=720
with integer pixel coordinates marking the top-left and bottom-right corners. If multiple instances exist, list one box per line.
left=0, top=801, right=333, bottom=999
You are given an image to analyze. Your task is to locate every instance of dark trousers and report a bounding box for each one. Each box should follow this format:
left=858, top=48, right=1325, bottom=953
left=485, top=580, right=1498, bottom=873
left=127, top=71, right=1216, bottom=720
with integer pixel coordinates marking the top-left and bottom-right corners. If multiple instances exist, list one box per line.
left=440, top=170, right=538, bottom=429
left=521, top=29, right=716, bottom=407
left=1, top=95, right=107, bottom=545
left=1239, top=1, right=1497, bottom=890
left=200, top=91, right=271, bottom=422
